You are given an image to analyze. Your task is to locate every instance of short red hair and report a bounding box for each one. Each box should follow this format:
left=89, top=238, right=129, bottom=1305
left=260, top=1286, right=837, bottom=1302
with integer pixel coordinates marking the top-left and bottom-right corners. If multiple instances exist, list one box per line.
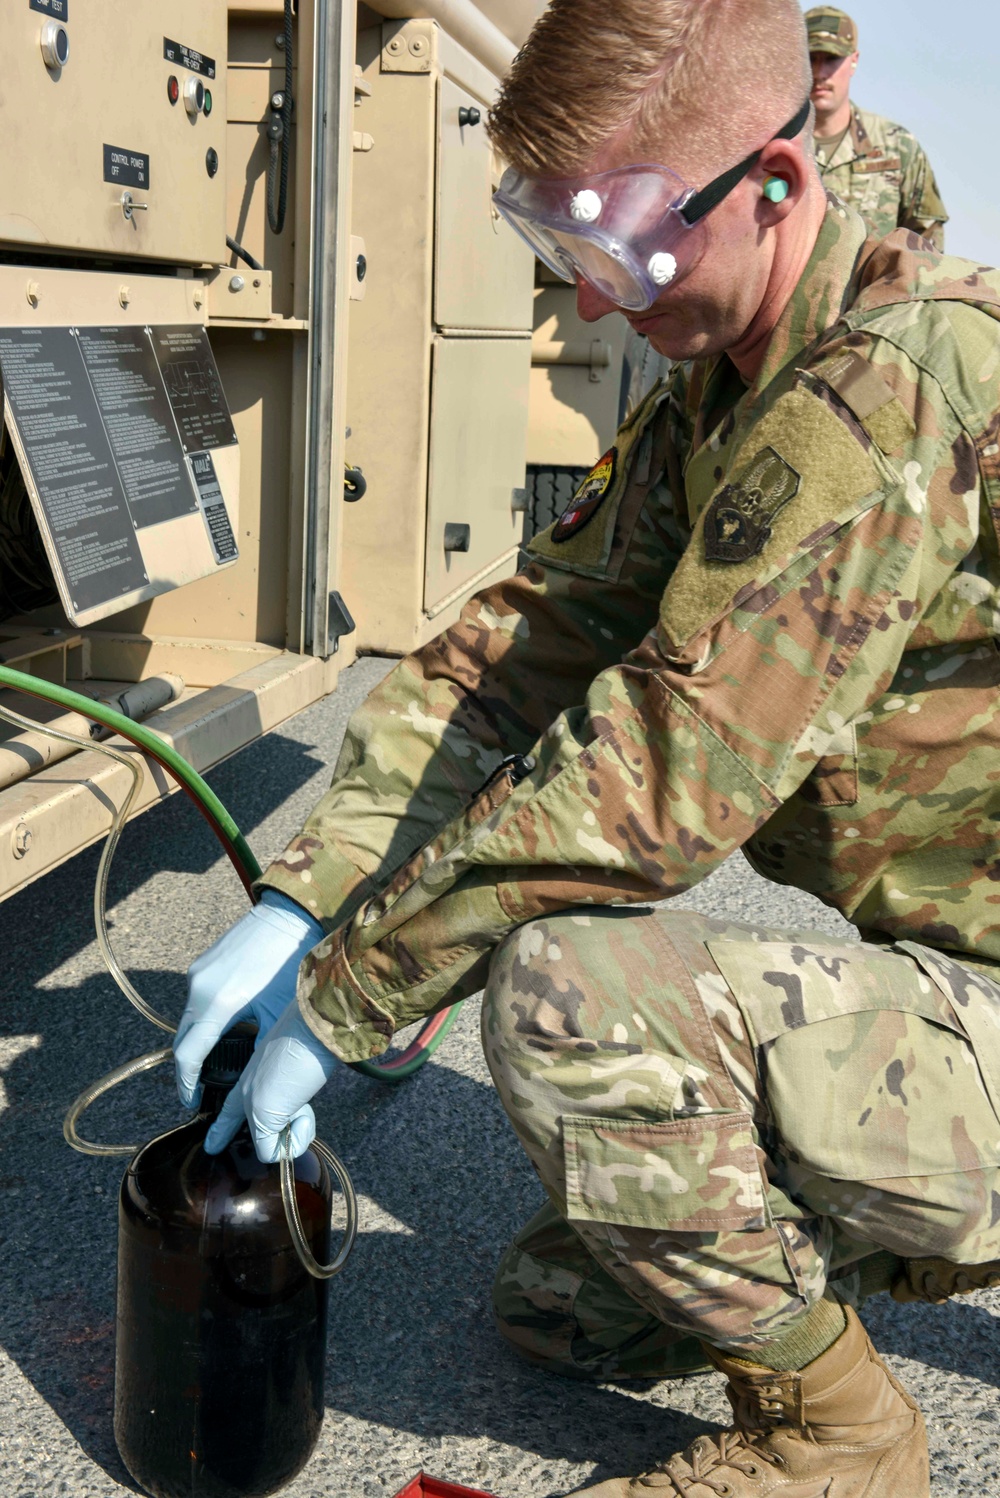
left=489, top=0, right=812, bottom=179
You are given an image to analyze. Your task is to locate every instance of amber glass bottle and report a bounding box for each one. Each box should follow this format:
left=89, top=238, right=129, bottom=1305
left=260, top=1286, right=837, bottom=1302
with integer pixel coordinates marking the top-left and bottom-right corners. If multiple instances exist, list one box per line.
left=114, top=1026, right=331, bottom=1498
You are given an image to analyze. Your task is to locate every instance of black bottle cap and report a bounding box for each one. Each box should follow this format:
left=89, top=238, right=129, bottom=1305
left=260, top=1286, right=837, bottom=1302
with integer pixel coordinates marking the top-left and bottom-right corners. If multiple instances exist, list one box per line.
left=200, top=1022, right=257, bottom=1088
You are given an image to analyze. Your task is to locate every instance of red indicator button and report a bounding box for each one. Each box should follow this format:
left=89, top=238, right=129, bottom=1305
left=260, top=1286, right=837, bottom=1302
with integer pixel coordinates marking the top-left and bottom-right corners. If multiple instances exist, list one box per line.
left=167, top=75, right=179, bottom=105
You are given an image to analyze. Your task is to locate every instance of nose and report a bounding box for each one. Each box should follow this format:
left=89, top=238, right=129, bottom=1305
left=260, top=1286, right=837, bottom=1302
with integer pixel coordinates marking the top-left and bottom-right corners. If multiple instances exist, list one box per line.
left=575, top=277, right=620, bottom=323
left=810, top=53, right=834, bottom=83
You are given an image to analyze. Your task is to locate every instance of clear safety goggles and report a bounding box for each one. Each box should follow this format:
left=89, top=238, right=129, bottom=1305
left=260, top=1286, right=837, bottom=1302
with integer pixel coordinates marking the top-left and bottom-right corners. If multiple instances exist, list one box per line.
left=493, top=100, right=811, bottom=312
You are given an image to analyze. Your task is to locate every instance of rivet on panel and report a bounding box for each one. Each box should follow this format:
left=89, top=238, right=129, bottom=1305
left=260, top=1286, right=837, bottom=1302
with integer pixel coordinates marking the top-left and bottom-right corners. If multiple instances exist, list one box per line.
left=26, top=280, right=40, bottom=308
left=229, top=275, right=246, bottom=293
left=12, top=823, right=32, bottom=859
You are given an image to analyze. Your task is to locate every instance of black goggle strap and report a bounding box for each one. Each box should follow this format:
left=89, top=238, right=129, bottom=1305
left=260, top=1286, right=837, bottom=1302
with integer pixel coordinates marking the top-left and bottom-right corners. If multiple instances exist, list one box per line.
left=680, top=98, right=812, bottom=226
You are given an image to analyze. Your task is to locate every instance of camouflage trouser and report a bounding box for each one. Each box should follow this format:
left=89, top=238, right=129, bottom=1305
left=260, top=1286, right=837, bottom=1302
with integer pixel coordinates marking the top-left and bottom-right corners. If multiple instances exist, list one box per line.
left=482, top=907, right=1000, bottom=1372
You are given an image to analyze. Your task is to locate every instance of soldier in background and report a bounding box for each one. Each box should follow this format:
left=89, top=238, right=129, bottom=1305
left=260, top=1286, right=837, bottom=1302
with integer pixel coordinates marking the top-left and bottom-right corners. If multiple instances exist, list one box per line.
left=807, top=6, right=948, bottom=247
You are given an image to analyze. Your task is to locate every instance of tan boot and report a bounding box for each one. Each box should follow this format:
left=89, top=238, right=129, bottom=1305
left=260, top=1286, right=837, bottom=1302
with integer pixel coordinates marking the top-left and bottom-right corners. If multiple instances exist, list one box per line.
left=570, top=1305, right=929, bottom=1498
left=891, top=1255, right=1000, bottom=1304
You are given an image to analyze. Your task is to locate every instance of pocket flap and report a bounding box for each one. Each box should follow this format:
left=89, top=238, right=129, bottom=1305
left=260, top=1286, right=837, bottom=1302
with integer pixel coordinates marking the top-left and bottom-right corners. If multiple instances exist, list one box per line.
left=707, top=938, right=959, bottom=1048
left=563, top=1112, right=767, bottom=1233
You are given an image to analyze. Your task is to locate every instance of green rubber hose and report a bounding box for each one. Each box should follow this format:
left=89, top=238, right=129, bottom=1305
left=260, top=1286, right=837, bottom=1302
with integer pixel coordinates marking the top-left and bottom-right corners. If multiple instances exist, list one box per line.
left=0, top=661, right=460, bottom=1078
left=0, top=663, right=261, bottom=885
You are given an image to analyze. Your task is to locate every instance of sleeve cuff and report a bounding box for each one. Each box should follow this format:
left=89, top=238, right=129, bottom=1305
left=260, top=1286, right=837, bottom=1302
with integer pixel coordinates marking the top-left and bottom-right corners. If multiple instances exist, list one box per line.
left=295, top=930, right=397, bottom=1065
left=256, top=832, right=374, bottom=934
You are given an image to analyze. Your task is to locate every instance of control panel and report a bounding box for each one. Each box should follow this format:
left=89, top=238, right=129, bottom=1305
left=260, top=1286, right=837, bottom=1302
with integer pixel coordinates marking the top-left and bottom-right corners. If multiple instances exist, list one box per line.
left=0, top=2, right=227, bottom=265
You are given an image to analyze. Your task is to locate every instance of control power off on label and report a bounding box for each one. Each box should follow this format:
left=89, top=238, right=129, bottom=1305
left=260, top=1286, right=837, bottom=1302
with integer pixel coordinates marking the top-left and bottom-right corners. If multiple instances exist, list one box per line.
left=103, top=146, right=150, bottom=190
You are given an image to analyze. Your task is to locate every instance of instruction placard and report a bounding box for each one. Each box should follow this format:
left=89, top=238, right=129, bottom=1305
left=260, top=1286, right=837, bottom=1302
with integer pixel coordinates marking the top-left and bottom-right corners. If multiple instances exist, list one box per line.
left=189, top=451, right=238, bottom=564
left=0, top=328, right=148, bottom=615
left=150, top=327, right=236, bottom=452
left=77, top=327, right=198, bottom=531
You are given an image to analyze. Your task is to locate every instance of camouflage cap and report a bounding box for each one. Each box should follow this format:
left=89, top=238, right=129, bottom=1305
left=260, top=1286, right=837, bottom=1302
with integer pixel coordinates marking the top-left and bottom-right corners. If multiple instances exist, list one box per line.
left=805, top=7, right=858, bottom=57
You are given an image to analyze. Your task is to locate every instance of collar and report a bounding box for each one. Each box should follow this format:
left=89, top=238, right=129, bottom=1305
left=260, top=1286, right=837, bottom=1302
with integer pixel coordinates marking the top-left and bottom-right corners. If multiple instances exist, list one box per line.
left=747, top=194, right=870, bottom=399
left=682, top=198, right=869, bottom=498
left=818, top=104, right=871, bottom=172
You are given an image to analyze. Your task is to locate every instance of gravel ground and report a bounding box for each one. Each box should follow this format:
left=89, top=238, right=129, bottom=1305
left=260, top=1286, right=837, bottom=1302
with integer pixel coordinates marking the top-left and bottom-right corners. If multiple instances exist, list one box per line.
left=0, top=654, right=996, bottom=1498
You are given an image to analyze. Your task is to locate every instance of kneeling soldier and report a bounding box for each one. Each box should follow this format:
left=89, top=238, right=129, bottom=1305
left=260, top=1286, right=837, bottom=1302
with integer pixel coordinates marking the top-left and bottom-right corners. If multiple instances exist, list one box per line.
left=174, top=1, right=999, bottom=1492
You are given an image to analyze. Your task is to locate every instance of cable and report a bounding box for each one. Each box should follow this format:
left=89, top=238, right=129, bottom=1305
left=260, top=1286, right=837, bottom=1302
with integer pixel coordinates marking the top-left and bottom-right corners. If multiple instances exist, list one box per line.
left=0, top=424, right=57, bottom=620
left=0, top=695, right=175, bottom=1033
left=226, top=234, right=264, bottom=271
left=0, top=662, right=462, bottom=1077
left=280, top=1127, right=358, bottom=1278
left=266, top=0, right=294, bottom=235
left=0, top=664, right=260, bottom=896
left=62, top=1046, right=174, bottom=1157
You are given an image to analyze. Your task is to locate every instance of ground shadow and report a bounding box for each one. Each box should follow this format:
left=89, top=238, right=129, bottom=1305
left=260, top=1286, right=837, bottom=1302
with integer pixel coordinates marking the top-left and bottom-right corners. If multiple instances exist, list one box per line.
left=863, top=1294, right=999, bottom=1388
left=2, top=981, right=997, bottom=1491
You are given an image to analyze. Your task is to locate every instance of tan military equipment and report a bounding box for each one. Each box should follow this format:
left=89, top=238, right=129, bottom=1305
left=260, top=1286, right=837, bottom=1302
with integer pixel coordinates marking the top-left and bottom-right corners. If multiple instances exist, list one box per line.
left=0, top=0, right=583, bottom=903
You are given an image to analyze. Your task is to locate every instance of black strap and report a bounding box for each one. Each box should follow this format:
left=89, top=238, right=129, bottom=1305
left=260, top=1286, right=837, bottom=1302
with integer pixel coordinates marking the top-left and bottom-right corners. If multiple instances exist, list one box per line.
left=681, top=98, right=812, bottom=226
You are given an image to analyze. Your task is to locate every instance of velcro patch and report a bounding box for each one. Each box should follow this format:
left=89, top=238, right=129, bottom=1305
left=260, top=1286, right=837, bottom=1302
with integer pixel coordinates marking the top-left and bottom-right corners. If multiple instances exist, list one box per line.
left=810, top=348, right=916, bottom=453
left=660, top=388, right=882, bottom=649
left=551, top=449, right=617, bottom=542
left=857, top=152, right=902, bottom=174
left=704, top=447, right=800, bottom=563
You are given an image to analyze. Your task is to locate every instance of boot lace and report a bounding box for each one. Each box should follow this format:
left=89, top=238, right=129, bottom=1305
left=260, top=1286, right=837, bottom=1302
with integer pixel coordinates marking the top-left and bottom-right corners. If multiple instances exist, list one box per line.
left=636, top=1429, right=785, bottom=1495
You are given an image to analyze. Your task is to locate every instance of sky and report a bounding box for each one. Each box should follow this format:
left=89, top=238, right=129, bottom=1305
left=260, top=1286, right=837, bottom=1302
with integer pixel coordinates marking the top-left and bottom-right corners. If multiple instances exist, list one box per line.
left=837, top=0, right=998, bottom=263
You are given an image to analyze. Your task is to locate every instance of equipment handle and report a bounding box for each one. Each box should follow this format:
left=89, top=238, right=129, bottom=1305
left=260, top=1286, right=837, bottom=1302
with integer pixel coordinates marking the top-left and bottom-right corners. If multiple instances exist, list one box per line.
left=280, top=1126, right=358, bottom=1279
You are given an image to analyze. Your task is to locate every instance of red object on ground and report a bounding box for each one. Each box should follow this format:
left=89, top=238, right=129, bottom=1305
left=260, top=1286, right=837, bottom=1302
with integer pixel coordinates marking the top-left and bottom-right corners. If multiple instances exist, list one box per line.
left=393, top=1475, right=496, bottom=1498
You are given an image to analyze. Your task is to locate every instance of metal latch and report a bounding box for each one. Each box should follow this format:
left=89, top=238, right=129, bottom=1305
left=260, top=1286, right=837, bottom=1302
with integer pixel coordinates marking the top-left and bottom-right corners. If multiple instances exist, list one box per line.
left=327, top=591, right=356, bottom=651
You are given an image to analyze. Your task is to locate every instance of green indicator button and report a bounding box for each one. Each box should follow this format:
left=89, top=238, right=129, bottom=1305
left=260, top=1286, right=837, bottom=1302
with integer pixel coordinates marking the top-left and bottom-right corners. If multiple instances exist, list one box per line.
left=203, top=88, right=213, bottom=117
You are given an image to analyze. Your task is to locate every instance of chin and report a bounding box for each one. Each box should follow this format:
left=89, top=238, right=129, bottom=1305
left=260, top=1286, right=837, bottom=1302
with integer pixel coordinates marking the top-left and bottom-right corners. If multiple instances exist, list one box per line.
left=629, top=315, right=711, bottom=361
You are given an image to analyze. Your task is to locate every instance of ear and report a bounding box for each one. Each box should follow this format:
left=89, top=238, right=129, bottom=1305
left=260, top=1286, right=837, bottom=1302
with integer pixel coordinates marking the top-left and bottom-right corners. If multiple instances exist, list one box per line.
left=754, top=139, right=809, bottom=226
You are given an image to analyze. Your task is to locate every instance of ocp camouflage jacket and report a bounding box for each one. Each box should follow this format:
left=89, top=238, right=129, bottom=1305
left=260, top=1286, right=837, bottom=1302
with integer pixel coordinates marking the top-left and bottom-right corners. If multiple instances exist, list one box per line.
left=262, top=199, right=1000, bottom=1064
left=817, top=104, right=948, bottom=249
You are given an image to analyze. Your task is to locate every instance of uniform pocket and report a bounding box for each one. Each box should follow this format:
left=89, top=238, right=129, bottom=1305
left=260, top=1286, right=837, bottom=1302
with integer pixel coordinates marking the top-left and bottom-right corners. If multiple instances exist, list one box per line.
left=895, top=940, right=1000, bottom=1123
left=707, top=938, right=958, bottom=1046
left=707, top=937, right=1000, bottom=1186
left=562, top=1112, right=767, bottom=1233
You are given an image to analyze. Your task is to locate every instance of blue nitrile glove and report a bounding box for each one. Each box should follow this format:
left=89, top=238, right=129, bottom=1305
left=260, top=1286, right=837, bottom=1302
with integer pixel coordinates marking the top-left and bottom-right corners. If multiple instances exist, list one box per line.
left=174, top=889, right=324, bottom=1109
left=204, top=997, right=337, bottom=1161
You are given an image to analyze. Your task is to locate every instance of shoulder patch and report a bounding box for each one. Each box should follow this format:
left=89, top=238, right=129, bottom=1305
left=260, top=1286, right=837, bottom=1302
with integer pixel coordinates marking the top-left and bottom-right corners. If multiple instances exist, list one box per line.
left=551, top=449, right=617, bottom=542
left=704, top=447, right=800, bottom=563
left=660, top=388, right=882, bottom=649
left=809, top=348, right=916, bottom=453
left=526, top=383, right=669, bottom=579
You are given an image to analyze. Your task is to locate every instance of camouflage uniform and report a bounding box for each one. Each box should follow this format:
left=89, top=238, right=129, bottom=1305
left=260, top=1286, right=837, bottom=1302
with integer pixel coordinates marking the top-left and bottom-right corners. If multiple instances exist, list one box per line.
left=262, top=200, right=1000, bottom=1362
left=816, top=105, right=948, bottom=250
left=805, top=7, right=948, bottom=248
